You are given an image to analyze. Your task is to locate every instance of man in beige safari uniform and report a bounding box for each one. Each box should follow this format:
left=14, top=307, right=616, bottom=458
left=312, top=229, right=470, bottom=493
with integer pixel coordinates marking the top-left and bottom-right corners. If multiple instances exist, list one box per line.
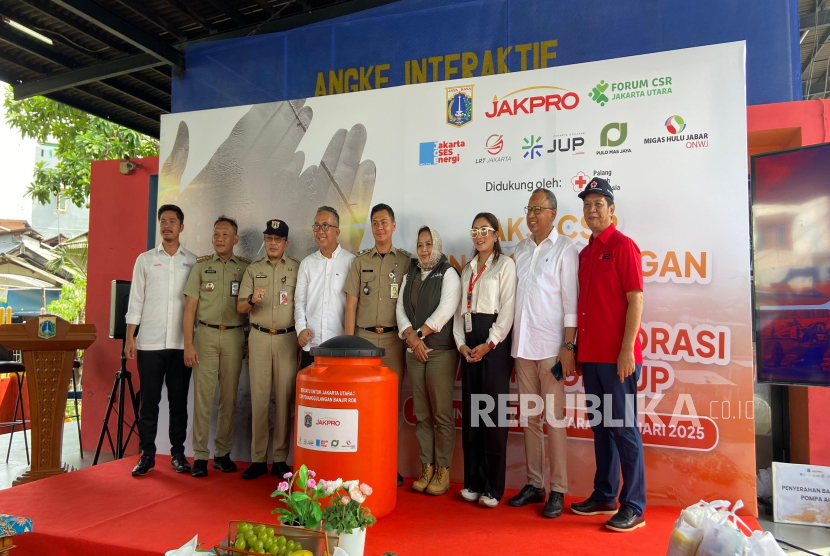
left=183, top=216, right=250, bottom=478
left=237, top=219, right=300, bottom=480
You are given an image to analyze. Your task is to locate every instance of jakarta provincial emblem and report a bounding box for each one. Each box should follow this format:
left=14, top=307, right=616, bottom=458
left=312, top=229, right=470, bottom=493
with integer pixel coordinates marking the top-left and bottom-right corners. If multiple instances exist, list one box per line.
left=38, top=316, right=56, bottom=339
left=446, top=85, right=473, bottom=128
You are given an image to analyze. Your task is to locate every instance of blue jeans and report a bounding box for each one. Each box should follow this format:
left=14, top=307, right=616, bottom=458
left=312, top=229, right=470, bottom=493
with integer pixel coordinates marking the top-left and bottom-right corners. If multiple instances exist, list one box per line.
left=582, top=362, right=646, bottom=515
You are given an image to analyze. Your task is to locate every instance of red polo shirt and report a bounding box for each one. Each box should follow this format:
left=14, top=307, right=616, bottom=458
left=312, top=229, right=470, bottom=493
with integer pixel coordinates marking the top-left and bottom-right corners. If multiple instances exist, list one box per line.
left=577, top=223, right=643, bottom=364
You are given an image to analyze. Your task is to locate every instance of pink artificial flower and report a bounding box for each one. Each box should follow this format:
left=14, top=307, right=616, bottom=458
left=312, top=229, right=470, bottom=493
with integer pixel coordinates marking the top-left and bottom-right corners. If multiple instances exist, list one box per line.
left=307, top=479, right=317, bottom=489
left=278, top=481, right=290, bottom=492
left=283, top=472, right=293, bottom=479
left=349, top=487, right=366, bottom=504
left=359, top=483, right=373, bottom=496
left=341, top=496, right=350, bottom=505
left=318, top=479, right=327, bottom=489
left=308, top=470, right=316, bottom=478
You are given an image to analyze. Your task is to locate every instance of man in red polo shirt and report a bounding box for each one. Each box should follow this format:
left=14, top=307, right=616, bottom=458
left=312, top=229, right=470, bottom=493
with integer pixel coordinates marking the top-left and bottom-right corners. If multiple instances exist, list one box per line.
left=570, top=177, right=646, bottom=532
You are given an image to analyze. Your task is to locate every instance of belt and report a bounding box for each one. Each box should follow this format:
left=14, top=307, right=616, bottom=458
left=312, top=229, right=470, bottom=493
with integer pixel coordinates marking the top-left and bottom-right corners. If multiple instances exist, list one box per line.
left=199, top=321, right=243, bottom=331
left=362, top=326, right=399, bottom=334
left=252, top=323, right=296, bottom=335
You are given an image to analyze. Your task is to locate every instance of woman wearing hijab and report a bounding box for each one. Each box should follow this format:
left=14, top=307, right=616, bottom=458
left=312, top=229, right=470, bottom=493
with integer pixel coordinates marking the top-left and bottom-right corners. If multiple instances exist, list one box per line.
left=453, top=212, right=517, bottom=508
left=396, top=225, right=462, bottom=496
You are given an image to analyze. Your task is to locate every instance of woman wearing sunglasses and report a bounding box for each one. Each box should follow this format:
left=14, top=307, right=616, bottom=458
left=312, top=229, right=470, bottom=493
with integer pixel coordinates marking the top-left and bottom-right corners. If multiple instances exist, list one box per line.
left=396, top=225, right=461, bottom=496
left=453, top=212, right=517, bottom=508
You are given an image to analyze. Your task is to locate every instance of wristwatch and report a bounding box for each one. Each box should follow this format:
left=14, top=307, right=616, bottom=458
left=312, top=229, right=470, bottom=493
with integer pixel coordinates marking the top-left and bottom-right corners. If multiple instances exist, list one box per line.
left=563, top=342, right=576, bottom=351
left=416, top=329, right=424, bottom=339
left=247, top=294, right=256, bottom=306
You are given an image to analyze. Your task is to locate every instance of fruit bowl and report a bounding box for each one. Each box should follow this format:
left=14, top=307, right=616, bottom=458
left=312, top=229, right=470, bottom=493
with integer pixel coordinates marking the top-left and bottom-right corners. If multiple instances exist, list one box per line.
left=213, top=520, right=339, bottom=556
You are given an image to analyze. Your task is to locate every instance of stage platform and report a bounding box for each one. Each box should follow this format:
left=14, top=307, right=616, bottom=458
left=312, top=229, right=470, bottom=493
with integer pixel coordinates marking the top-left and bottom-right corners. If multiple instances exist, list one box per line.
left=0, top=456, right=760, bottom=555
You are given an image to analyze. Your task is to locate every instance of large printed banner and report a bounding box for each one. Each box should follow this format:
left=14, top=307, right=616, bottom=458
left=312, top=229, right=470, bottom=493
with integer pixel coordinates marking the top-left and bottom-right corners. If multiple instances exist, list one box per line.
left=158, top=42, right=753, bottom=510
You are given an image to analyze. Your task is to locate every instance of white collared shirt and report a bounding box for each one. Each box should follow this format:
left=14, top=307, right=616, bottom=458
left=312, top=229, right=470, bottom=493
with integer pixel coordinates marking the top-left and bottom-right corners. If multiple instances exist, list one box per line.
left=511, top=233, right=579, bottom=360
left=125, top=243, right=196, bottom=350
left=453, top=252, right=517, bottom=349
left=294, top=245, right=355, bottom=351
left=396, top=266, right=462, bottom=338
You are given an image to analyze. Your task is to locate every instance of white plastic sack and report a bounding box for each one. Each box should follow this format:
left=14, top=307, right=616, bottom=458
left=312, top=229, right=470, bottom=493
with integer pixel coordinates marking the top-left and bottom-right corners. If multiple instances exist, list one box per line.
left=165, top=535, right=202, bottom=556
left=744, top=531, right=785, bottom=556
left=756, top=469, right=773, bottom=502
left=666, top=500, right=731, bottom=556
left=695, top=500, right=751, bottom=556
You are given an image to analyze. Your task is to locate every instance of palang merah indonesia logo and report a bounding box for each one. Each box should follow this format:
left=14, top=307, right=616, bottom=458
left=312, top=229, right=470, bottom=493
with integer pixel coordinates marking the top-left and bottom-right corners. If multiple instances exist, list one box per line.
left=446, top=85, right=473, bottom=127
left=665, top=115, right=686, bottom=134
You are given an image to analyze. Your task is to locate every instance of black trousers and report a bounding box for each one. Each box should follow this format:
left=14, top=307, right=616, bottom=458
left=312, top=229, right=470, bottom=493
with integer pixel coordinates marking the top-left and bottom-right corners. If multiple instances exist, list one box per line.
left=299, top=349, right=314, bottom=371
left=136, top=349, right=192, bottom=458
left=461, top=313, right=513, bottom=500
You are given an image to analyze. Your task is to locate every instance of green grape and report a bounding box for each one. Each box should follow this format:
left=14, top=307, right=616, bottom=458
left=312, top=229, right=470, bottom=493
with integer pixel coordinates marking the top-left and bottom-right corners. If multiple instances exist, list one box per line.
left=234, top=537, right=247, bottom=551
left=266, top=527, right=275, bottom=537
left=277, top=536, right=287, bottom=547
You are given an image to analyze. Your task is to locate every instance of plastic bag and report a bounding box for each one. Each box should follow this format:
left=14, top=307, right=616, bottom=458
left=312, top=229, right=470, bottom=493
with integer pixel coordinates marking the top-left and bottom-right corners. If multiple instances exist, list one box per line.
left=695, top=500, right=751, bottom=556
left=756, top=469, right=773, bottom=502
left=666, top=500, right=731, bottom=556
left=744, top=531, right=785, bottom=556
left=165, top=536, right=203, bottom=556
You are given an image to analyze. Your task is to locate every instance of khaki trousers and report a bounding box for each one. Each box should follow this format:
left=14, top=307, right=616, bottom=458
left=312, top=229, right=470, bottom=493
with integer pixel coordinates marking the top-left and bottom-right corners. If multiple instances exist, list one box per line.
left=248, top=329, right=299, bottom=462
left=192, top=326, right=245, bottom=460
left=406, top=349, right=458, bottom=468
left=356, top=328, right=405, bottom=401
left=515, top=356, right=568, bottom=493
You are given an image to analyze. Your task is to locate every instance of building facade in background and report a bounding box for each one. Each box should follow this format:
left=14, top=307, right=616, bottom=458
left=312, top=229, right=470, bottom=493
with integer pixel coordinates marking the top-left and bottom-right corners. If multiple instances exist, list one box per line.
left=30, top=143, right=89, bottom=242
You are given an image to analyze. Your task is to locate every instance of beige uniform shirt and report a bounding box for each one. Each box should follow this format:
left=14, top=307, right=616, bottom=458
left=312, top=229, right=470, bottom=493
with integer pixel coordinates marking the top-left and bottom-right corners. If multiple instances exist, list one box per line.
left=239, top=254, right=300, bottom=330
left=184, top=253, right=250, bottom=327
left=343, top=246, right=412, bottom=329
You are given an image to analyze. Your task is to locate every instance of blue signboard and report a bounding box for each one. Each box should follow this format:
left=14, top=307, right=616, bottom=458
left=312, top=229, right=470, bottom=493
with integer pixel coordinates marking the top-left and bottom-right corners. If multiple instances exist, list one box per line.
left=173, top=0, right=800, bottom=113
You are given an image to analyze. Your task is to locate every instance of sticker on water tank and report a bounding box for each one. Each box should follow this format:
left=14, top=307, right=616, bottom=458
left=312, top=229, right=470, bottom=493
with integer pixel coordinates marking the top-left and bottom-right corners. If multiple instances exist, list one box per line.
left=296, top=405, right=358, bottom=452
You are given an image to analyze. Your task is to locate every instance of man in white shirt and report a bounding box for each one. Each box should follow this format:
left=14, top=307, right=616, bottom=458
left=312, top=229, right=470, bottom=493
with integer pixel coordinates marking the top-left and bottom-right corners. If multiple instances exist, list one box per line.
left=508, top=188, right=579, bottom=518
left=124, top=204, right=197, bottom=477
left=295, top=206, right=355, bottom=369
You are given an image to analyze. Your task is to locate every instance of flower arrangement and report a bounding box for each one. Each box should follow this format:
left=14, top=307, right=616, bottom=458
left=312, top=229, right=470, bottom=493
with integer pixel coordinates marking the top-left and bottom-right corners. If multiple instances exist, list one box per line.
left=270, top=464, right=326, bottom=529
left=319, top=479, right=377, bottom=535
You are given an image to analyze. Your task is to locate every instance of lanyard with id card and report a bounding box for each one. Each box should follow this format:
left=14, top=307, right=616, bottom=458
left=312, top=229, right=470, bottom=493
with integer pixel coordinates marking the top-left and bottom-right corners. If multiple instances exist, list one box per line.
left=464, top=264, right=486, bottom=332
left=389, top=269, right=398, bottom=299
left=279, top=276, right=288, bottom=305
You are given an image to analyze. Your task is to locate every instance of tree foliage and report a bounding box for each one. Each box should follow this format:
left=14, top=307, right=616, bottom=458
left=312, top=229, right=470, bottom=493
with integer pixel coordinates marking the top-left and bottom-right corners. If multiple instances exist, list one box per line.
left=46, top=235, right=88, bottom=279
left=3, top=87, right=159, bottom=207
left=48, top=276, right=86, bottom=324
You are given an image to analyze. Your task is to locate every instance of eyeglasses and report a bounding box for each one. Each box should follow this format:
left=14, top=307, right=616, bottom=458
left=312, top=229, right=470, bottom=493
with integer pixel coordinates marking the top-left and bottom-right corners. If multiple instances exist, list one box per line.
left=312, top=223, right=338, bottom=232
left=524, top=206, right=555, bottom=215
left=470, top=226, right=496, bottom=238
left=264, top=236, right=286, bottom=244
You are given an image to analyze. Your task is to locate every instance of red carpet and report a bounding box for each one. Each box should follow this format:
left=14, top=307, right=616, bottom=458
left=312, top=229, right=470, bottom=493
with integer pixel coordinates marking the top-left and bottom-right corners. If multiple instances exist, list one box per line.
left=0, top=456, right=760, bottom=556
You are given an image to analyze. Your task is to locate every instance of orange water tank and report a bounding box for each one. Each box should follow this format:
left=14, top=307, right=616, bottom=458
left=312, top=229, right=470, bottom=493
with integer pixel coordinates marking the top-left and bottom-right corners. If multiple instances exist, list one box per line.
left=294, top=336, right=397, bottom=518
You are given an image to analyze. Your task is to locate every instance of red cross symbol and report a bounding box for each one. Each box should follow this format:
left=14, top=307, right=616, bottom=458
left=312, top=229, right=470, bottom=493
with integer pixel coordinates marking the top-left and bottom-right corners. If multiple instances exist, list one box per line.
left=571, top=172, right=589, bottom=192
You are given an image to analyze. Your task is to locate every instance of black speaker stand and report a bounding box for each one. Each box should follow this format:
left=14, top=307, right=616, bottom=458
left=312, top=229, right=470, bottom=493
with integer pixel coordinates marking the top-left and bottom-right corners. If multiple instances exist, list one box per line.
left=93, top=338, right=140, bottom=465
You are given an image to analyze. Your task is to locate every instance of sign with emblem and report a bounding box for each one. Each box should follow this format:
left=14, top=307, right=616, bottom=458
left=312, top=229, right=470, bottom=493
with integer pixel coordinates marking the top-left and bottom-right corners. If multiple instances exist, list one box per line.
left=296, top=405, right=358, bottom=452
left=446, top=85, right=473, bottom=128
left=38, top=316, right=57, bottom=339
left=304, top=412, right=312, bottom=428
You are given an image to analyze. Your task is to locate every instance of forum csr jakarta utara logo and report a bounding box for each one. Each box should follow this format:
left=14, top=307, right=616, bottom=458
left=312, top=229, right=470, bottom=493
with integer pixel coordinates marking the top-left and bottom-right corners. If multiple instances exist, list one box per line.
left=589, top=76, right=674, bottom=106
left=485, top=86, right=579, bottom=118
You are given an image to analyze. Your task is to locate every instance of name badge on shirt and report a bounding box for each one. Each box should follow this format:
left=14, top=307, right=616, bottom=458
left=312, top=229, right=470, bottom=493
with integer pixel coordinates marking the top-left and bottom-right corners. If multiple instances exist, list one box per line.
left=279, top=290, right=288, bottom=305
left=390, top=283, right=399, bottom=298
left=230, top=281, right=240, bottom=297
left=464, top=312, right=472, bottom=333
left=205, top=269, right=216, bottom=274
left=255, top=274, right=268, bottom=279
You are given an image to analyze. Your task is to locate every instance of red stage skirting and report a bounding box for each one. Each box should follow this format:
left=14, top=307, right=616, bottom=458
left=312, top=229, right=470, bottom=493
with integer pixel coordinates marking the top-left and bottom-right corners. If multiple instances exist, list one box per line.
left=0, top=456, right=760, bottom=556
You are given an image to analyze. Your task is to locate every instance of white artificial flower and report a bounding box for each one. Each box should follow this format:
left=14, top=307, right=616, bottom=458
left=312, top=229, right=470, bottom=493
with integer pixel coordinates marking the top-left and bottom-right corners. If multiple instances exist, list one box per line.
left=324, top=478, right=343, bottom=496
left=342, top=480, right=359, bottom=491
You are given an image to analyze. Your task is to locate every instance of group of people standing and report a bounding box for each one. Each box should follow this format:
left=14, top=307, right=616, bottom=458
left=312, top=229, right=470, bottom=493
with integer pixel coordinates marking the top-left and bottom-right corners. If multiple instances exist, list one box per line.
left=124, top=176, right=646, bottom=532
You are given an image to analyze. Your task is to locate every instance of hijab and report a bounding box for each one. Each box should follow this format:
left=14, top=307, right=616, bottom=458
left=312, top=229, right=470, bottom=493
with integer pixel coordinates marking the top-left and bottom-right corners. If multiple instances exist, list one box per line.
left=416, top=226, right=443, bottom=272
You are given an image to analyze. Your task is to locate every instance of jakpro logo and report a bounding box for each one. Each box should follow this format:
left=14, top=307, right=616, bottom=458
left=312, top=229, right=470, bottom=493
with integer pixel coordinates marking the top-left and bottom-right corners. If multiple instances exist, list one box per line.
left=484, top=86, right=579, bottom=118
left=665, top=115, right=686, bottom=134
left=316, top=419, right=341, bottom=426
left=485, top=134, right=504, bottom=155
left=600, top=123, right=628, bottom=147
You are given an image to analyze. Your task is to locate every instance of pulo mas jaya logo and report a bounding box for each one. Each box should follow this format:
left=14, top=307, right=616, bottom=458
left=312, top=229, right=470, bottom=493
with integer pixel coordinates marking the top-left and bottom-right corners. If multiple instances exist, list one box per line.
left=485, top=86, right=579, bottom=118
left=598, top=123, right=631, bottom=155
left=644, top=116, right=709, bottom=149
left=476, top=134, right=511, bottom=164
left=420, top=140, right=465, bottom=165
left=446, top=85, right=473, bottom=127
left=589, top=77, right=673, bottom=105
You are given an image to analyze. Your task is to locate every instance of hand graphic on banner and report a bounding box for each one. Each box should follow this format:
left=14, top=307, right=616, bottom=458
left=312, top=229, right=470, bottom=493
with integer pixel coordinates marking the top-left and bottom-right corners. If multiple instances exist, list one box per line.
left=158, top=99, right=376, bottom=259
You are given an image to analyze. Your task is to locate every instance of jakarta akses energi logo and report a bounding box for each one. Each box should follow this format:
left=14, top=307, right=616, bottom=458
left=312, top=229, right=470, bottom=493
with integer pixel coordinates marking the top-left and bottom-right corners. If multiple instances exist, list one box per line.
left=665, top=115, right=686, bottom=134
left=446, top=85, right=473, bottom=127
left=419, top=140, right=465, bottom=165
left=484, top=86, right=579, bottom=118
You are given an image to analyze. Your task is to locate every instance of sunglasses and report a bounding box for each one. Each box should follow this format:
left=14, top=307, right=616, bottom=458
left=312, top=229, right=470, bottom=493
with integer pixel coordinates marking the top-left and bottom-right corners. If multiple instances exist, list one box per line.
left=470, top=226, right=496, bottom=238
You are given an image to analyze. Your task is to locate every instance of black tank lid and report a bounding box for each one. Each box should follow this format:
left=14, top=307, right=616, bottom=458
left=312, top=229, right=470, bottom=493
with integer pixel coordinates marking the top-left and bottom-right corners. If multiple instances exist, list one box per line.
left=309, top=335, right=386, bottom=357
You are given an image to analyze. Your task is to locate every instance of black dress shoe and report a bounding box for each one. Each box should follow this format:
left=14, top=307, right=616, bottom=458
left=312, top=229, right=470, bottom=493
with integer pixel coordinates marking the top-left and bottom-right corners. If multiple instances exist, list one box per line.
left=397, top=473, right=404, bottom=487
left=508, top=484, right=546, bottom=507
left=542, top=491, right=564, bottom=518
left=571, top=494, right=618, bottom=516
left=171, top=453, right=191, bottom=473
left=192, top=459, right=208, bottom=478
left=606, top=505, right=646, bottom=532
left=132, top=455, right=155, bottom=477
left=242, top=462, right=269, bottom=480
left=213, top=454, right=237, bottom=473
left=272, top=461, right=292, bottom=478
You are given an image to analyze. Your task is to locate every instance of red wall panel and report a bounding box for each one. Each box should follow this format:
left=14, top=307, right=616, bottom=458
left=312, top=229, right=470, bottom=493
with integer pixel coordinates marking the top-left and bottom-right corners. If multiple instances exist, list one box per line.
left=82, top=157, right=157, bottom=454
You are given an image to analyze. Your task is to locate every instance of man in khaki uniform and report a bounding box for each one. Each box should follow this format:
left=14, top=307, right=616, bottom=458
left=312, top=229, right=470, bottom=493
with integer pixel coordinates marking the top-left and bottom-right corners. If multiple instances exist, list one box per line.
left=184, top=216, right=250, bottom=478
left=344, top=203, right=411, bottom=486
left=237, top=219, right=300, bottom=480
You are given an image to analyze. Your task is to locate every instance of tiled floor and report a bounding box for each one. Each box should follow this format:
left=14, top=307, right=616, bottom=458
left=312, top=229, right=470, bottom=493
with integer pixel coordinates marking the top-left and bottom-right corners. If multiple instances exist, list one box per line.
left=756, top=514, right=830, bottom=555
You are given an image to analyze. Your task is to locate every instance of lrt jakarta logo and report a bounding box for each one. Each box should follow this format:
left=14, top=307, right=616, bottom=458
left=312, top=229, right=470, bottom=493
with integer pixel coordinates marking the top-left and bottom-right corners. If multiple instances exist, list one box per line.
left=446, top=85, right=473, bottom=127
left=485, top=134, right=504, bottom=155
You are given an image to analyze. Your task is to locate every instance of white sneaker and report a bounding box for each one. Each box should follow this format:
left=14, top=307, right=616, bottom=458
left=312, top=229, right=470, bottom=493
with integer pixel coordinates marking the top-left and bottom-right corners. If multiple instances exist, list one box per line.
left=479, top=495, right=499, bottom=508
left=460, top=489, right=480, bottom=502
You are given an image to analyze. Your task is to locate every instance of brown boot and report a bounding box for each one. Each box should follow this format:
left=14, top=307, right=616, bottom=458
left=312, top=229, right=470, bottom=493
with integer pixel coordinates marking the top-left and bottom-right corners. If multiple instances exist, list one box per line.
left=412, top=463, right=434, bottom=493
left=426, top=466, right=450, bottom=496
